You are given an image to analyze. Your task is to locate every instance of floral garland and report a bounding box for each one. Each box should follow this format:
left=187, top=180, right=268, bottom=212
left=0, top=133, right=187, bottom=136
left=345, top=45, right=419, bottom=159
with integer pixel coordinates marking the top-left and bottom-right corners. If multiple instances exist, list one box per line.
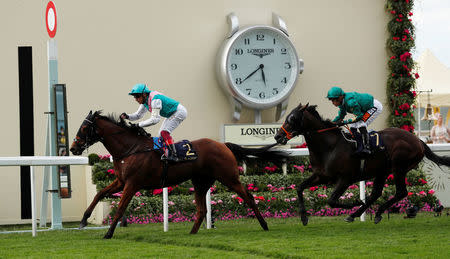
left=386, top=0, right=419, bottom=132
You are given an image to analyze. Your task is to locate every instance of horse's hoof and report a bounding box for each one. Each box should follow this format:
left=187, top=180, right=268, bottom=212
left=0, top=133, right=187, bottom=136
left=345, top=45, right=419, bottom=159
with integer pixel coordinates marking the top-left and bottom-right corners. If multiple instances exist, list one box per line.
left=103, top=234, right=112, bottom=239
left=374, top=215, right=383, bottom=224
left=301, top=215, right=309, bottom=226
left=344, top=216, right=354, bottom=223
left=79, top=221, right=87, bottom=229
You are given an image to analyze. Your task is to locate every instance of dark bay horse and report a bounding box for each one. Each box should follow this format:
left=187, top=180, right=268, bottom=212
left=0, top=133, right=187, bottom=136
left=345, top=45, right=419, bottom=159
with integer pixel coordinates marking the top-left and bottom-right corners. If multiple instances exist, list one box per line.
left=274, top=103, right=450, bottom=225
left=70, top=111, right=287, bottom=239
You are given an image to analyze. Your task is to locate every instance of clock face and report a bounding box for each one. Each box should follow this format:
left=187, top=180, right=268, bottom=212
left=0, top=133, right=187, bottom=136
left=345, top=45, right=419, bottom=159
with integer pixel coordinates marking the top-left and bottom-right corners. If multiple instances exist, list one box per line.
left=226, top=26, right=299, bottom=108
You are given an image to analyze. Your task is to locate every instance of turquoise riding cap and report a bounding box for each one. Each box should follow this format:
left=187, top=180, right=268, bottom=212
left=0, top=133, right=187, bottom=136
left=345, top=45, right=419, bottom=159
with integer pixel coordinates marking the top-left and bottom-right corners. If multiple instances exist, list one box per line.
left=326, top=86, right=345, bottom=99
left=129, top=83, right=150, bottom=95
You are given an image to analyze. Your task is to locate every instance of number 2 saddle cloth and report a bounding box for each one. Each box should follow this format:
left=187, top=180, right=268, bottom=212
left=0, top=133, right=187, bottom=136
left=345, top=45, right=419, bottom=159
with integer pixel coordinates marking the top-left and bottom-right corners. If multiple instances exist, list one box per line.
left=152, top=137, right=198, bottom=162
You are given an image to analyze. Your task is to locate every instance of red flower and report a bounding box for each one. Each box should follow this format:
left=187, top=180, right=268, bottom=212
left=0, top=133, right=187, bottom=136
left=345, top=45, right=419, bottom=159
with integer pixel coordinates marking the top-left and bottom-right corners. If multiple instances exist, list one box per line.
left=402, top=113, right=407, bottom=117
left=309, top=186, right=318, bottom=192
left=414, top=73, right=420, bottom=79
left=408, top=12, right=413, bottom=16
left=390, top=56, right=396, bottom=60
left=404, top=29, right=410, bottom=34
left=398, top=14, right=403, bottom=18
left=418, top=178, right=427, bottom=184
left=395, top=110, right=400, bottom=116
left=391, top=10, right=396, bottom=14
left=387, top=174, right=394, bottom=180
left=408, top=192, right=414, bottom=196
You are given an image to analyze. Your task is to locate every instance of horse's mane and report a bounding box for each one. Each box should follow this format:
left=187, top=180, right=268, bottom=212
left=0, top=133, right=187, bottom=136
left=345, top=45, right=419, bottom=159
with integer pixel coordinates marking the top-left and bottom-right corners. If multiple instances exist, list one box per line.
left=94, top=111, right=141, bottom=132
left=305, top=105, right=336, bottom=128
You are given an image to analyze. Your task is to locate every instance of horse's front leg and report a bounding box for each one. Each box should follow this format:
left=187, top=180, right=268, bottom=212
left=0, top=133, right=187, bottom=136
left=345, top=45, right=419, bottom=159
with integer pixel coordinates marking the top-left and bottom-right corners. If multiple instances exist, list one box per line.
left=297, top=174, right=322, bottom=226
left=80, top=178, right=123, bottom=229
left=103, top=183, right=138, bottom=239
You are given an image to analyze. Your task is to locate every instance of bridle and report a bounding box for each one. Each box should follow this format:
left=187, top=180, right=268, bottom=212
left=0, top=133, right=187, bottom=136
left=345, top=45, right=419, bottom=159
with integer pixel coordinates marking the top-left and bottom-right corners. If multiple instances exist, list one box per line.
left=73, top=117, right=102, bottom=150
left=280, top=110, right=340, bottom=141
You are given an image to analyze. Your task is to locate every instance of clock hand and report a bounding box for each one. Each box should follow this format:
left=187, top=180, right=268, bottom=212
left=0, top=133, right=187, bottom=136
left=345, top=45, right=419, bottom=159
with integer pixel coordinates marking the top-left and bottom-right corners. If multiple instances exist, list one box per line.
left=242, top=64, right=264, bottom=82
left=261, top=66, right=266, bottom=86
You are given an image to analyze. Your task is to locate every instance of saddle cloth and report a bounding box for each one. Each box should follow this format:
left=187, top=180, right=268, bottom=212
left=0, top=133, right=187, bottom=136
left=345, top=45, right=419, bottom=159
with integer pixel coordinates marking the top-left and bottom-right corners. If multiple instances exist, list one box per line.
left=152, top=137, right=198, bottom=161
left=343, top=130, right=385, bottom=152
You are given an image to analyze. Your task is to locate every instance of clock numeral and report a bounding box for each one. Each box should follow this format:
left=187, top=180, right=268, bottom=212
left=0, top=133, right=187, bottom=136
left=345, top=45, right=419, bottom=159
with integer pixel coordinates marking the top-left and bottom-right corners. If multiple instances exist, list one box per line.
left=273, top=39, right=276, bottom=44
left=235, top=78, right=243, bottom=85
left=272, top=88, right=279, bottom=95
left=245, top=89, right=251, bottom=95
left=259, top=92, right=266, bottom=98
left=244, top=38, right=250, bottom=45
left=281, top=77, right=287, bottom=84
left=284, top=62, right=292, bottom=69
left=281, top=48, right=287, bottom=54
left=235, top=49, right=243, bottom=55
left=231, top=64, right=238, bottom=70
left=256, top=34, right=264, bottom=41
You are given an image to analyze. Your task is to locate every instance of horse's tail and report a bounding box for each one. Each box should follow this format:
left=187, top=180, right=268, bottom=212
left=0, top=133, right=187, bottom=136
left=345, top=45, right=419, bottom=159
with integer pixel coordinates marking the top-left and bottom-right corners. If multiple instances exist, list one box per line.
left=225, top=142, right=289, bottom=163
left=421, top=140, right=450, bottom=167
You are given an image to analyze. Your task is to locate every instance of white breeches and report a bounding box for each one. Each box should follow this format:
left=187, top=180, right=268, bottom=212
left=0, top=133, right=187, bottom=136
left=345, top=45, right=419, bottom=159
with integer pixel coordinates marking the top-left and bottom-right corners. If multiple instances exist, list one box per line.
left=158, top=104, right=187, bottom=135
left=348, top=99, right=383, bottom=129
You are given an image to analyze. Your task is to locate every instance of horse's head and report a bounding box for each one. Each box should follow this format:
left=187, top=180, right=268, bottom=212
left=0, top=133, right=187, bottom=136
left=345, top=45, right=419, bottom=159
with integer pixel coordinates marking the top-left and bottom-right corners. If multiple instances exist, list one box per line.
left=70, top=110, right=102, bottom=155
left=275, top=103, right=309, bottom=145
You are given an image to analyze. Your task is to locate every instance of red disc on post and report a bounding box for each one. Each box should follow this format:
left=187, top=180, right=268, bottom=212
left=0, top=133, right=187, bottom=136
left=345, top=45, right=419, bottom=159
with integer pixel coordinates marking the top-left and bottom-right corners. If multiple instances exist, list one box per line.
left=46, top=1, right=57, bottom=38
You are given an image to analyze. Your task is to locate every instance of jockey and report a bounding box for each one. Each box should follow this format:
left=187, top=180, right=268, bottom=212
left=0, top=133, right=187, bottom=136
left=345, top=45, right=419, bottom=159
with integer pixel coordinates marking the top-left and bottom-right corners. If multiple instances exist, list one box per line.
left=120, top=83, right=187, bottom=162
left=326, top=86, right=383, bottom=155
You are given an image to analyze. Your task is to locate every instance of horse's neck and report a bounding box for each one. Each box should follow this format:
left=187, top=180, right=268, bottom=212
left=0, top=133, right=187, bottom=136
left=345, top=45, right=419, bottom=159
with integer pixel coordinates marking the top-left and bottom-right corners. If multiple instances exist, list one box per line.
left=98, top=121, right=148, bottom=159
left=304, top=123, right=341, bottom=156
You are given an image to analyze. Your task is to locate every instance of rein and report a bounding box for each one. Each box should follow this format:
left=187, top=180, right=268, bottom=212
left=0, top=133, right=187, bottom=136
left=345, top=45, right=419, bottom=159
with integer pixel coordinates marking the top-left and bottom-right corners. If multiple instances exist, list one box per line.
left=316, top=126, right=340, bottom=133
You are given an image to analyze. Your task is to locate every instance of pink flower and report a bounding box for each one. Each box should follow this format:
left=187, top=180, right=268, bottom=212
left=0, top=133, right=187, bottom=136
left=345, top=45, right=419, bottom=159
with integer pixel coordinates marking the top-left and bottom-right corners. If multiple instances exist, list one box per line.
left=293, top=165, right=305, bottom=173
left=387, top=174, right=394, bottom=180
left=309, top=186, right=318, bottom=191
left=107, top=169, right=114, bottom=175
left=428, top=189, right=435, bottom=195
left=348, top=184, right=358, bottom=189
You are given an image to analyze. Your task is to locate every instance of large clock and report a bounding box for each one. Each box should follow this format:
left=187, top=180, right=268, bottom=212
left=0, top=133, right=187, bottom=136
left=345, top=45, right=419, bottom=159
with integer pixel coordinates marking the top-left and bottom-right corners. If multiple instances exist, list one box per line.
left=217, top=13, right=304, bottom=121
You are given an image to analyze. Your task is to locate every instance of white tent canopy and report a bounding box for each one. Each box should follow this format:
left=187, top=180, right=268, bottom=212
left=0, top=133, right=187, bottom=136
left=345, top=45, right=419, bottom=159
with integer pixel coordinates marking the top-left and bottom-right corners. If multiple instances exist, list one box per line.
left=416, top=49, right=450, bottom=108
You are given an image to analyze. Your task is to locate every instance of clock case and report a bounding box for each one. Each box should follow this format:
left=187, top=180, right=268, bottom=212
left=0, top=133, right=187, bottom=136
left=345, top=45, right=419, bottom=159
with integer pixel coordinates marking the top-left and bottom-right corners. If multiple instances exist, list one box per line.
left=216, top=13, right=304, bottom=121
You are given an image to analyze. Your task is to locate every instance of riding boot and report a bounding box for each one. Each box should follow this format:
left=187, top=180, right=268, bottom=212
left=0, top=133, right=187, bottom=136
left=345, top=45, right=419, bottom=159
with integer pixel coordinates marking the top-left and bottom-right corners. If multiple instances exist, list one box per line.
left=359, top=127, right=371, bottom=155
left=350, top=127, right=363, bottom=153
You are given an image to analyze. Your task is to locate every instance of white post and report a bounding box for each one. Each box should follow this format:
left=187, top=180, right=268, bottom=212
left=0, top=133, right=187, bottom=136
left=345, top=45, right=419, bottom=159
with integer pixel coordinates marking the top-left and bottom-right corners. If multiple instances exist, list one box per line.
left=30, top=166, right=37, bottom=237
left=163, top=187, right=168, bottom=232
left=282, top=162, right=287, bottom=175
left=206, top=189, right=211, bottom=229
left=359, top=181, right=366, bottom=222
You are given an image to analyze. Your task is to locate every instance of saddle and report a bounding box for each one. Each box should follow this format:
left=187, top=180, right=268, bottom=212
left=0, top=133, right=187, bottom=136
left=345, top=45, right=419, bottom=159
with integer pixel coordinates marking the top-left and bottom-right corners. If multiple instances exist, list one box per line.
left=341, top=130, right=385, bottom=154
left=152, top=137, right=198, bottom=162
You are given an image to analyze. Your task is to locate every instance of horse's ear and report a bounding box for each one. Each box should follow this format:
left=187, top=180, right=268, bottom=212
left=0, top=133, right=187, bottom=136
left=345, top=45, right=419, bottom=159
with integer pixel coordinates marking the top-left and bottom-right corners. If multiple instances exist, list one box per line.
left=297, top=103, right=303, bottom=108
left=300, top=103, right=309, bottom=111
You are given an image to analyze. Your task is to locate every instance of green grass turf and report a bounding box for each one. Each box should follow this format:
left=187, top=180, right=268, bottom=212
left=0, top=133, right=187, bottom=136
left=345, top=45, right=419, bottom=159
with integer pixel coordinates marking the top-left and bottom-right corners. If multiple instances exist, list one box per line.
left=0, top=213, right=449, bottom=258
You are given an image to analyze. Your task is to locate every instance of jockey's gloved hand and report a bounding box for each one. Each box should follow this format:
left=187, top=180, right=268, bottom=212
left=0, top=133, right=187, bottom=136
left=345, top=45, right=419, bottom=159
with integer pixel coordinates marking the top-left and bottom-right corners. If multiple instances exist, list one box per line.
left=120, top=113, right=129, bottom=119
left=336, top=121, right=346, bottom=127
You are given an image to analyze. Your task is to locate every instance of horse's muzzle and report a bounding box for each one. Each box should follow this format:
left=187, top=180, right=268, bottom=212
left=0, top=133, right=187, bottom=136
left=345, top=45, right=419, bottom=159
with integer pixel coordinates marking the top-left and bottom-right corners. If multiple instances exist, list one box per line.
left=70, top=143, right=83, bottom=155
left=274, top=134, right=288, bottom=145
